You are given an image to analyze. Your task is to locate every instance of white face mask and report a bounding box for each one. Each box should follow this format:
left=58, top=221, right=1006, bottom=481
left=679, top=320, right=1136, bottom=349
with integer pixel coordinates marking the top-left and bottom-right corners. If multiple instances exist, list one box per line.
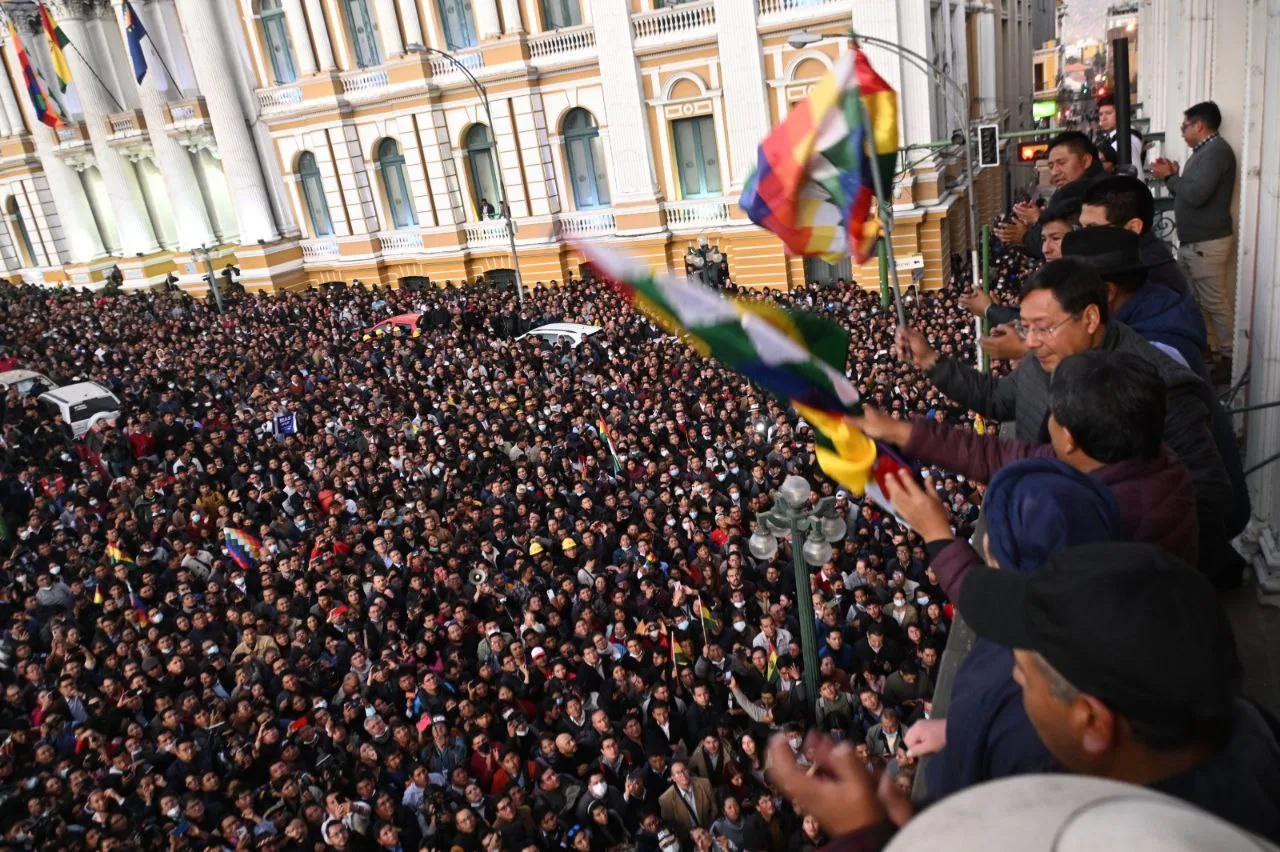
left=591, top=782, right=608, bottom=798
left=733, top=621, right=747, bottom=632
left=676, top=620, right=689, bottom=631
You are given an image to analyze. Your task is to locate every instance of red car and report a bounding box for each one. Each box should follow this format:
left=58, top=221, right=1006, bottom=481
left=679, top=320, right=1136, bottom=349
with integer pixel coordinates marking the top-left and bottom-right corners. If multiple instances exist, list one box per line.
left=362, top=313, right=423, bottom=339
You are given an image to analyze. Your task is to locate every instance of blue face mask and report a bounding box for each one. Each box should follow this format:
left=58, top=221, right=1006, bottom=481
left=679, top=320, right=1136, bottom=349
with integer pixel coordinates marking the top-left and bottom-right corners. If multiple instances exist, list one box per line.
left=916, top=596, right=929, bottom=606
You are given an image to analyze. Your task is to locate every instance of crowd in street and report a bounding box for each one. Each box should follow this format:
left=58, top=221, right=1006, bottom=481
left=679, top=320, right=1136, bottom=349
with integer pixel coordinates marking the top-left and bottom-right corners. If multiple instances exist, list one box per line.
left=1, top=100, right=1277, bottom=852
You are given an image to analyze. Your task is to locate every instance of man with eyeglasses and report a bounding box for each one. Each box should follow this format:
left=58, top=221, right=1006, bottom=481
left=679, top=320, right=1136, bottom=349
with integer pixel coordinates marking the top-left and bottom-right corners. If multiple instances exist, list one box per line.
left=896, top=258, right=1234, bottom=582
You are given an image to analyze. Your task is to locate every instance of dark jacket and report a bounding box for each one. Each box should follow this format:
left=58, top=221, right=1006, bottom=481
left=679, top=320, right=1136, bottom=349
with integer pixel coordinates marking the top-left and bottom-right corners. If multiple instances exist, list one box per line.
left=1115, top=282, right=1208, bottom=378
left=903, top=418, right=1199, bottom=565
left=928, top=322, right=1231, bottom=564
left=1150, top=698, right=1280, bottom=844
left=1022, top=160, right=1107, bottom=258
left=924, top=639, right=1056, bottom=800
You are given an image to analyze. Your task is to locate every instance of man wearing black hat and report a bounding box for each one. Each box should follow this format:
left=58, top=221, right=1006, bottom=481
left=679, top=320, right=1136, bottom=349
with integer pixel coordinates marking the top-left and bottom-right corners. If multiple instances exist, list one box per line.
left=962, top=541, right=1280, bottom=843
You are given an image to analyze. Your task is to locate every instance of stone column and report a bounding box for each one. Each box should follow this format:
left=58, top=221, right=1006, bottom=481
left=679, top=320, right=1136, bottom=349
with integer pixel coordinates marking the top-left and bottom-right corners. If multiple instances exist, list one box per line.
left=2, top=34, right=104, bottom=262
left=590, top=0, right=658, bottom=203
left=305, top=0, right=337, bottom=69
left=282, top=0, right=319, bottom=75
left=57, top=9, right=159, bottom=255
left=397, top=0, right=424, bottom=48
left=976, top=4, right=998, bottom=118
left=712, top=0, right=767, bottom=190
left=500, top=0, right=524, bottom=34
left=373, top=0, right=405, bottom=57
left=476, top=0, right=502, bottom=40
left=111, top=1, right=214, bottom=250
left=174, top=0, right=280, bottom=242
left=0, top=68, right=16, bottom=136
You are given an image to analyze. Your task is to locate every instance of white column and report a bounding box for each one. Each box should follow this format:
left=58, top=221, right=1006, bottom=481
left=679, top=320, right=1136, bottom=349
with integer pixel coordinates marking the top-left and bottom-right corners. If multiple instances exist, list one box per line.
left=307, top=0, right=338, bottom=69
left=2, top=35, right=103, bottom=263
left=500, top=0, right=525, bottom=34
left=476, top=0, right=502, bottom=40
left=111, top=2, right=214, bottom=250
left=416, top=107, right=464, bottom=225
left=283, top=0, right=319, bottom=75
left=895, top=0, right=934, bottom=146
left=373, top=0, right=405, bottom=57
left=976, top=5, right=998, bottom=118
left=712, top=0, right=767, bottom=190
left=397, top=0, right=424, bottom=48
left=175, top=0, right=281, bottom=243
left=0, top=78, right=14, bottom=136
left=590, top=0, right=658, bottom=203
left=0, top=58, right=22, bottom=135
left=58, top=12, right=159, bottom=255
left=521, top=0, right=544, bottom=35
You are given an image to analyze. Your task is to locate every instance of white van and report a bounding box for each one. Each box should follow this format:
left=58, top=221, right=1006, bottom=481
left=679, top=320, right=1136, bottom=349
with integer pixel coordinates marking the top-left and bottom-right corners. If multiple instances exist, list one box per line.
left=38, top=381, right=122, bottom=438
left=0, top=369, right=55, bottom=397
left=515, top=323, right=603, bottom=348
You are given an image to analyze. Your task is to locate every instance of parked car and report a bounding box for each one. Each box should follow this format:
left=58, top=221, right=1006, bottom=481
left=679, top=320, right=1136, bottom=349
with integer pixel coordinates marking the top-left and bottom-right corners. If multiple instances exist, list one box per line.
left=363, top=313, right=423, bottom=339
left=515, top=323, right=603, bottom=348
left=38, top=381, right=121, bottom=438
left=0, top=369, right=55, bottom=397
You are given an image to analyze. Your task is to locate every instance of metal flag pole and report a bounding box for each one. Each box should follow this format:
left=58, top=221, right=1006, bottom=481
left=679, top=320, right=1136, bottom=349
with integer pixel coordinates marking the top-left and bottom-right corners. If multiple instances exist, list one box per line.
left=64, top=42, right=126, bottom=112
left=848, top=37, right=908, bottom=329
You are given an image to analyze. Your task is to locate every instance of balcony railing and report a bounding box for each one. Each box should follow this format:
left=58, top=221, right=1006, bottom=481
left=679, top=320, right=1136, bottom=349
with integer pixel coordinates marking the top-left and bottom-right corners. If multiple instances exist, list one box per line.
left=757, top=0, right=844, bottom=17
left=430, top=51, right=484, bottom=81
left=529, top=26, right=597, bottom=62
left=341, top=68, right=390, bottom=99
left=379, top=230, right=423, bottom=256
left=633, top=1, right=716, bottom=42
left=107, top=109, right=146, bottom=140
left=464, top=220, right=511, bottom=247
left=256, top=86, right=304, bottom=114
left=664, top=198, right=732, bottom=230
left=301, top=239, right=340, bottom=262
left=557, top=211, right=616, bottom=238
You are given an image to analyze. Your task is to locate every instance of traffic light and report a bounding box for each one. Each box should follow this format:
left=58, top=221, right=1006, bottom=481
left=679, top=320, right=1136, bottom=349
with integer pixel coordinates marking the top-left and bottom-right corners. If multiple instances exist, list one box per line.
left=977, top=124, right=1000, bottom=168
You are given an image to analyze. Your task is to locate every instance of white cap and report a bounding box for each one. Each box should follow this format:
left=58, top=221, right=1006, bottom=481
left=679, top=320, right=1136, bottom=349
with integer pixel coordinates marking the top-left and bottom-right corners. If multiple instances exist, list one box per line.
left=887, top=775, right=1278, bottom=852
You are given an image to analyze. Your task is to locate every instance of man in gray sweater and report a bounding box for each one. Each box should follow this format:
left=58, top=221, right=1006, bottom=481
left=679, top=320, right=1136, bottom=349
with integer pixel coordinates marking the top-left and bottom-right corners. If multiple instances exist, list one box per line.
left=1151, top=101, right=1237, bottom=368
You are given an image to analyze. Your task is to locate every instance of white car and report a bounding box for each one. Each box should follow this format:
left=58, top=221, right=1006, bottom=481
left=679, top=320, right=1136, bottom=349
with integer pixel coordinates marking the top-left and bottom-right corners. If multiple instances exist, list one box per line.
left=0, top=369, right=55, bottom=396
left=515, top=322, right=603, bottom=348
left=38, top=381, right=122, bottom=438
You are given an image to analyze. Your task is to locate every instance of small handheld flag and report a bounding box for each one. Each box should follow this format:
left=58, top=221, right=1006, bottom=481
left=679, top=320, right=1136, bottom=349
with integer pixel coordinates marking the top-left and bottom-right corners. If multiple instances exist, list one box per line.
left=105, top=542, right=136, bottom=567
left=224, top=527, right=265, bottom=570
left=37, top=2, right=72, bottom=93
left=766, top=640, right=779, bottom=683
left=595, top=417, right=621, bottom=473
left=739, top=47, right=899, bottom=265
left=125, top=580, right=148, bottom=626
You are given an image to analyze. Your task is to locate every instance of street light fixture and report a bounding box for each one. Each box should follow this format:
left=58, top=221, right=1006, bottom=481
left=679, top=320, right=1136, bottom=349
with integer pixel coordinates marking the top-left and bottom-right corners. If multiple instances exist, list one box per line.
left=408, top=45, right=525, bottom=307
left=747, top=475, right=847, bottom=708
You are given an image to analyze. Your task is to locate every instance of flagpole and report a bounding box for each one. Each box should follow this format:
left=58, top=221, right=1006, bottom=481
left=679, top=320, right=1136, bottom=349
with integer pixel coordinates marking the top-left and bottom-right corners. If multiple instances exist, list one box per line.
left=696, top=593, right=710, bottom=648
left=849, top=41, right=908, bottom=330
left=65, top=41, right=125, bottom=112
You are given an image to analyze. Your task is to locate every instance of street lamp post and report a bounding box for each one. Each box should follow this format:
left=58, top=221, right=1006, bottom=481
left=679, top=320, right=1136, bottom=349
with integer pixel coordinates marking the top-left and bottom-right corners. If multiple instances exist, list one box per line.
left=747, top=475, right=848, bottom=708
left=409, top=46, right=525, bottom=307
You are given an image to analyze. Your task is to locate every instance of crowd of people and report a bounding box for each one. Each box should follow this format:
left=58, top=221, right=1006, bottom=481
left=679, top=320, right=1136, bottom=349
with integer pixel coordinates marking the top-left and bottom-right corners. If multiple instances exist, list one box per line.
left=0, top=249, right=1023, bottom=852
left=0, top=99, right=1274, bottom=852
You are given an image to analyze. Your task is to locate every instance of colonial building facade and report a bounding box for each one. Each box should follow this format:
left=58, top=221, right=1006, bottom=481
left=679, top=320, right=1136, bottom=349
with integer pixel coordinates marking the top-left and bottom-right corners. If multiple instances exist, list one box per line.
left=0, top=0, right=1029, bottom=292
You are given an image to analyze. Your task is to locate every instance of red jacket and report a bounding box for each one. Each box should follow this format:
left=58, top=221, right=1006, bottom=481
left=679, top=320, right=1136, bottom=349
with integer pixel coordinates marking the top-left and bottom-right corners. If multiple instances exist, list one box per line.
left=905, top=418, right=1198, bottom=566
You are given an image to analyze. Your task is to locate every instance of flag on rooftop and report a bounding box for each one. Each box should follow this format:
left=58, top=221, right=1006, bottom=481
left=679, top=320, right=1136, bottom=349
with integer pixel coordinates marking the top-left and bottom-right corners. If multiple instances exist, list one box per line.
left=38, top=2, right=72, bottom=93
left=739, top=47, right=898, bottom=265
left=8, top=20, right=64, bottom=129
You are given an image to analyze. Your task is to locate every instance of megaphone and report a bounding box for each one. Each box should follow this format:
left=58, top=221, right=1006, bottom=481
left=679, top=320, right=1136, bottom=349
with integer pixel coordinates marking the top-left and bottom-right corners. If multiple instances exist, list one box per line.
left=469, top=567, right=488, bottom=586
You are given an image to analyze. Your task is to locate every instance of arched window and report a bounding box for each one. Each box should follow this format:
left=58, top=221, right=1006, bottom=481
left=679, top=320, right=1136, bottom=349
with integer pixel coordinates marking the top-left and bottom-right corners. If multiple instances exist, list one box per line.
left=259, top=0, right=297, bottom=84
left=377, top=139, right=418, bottom=230
left=438, top=0, right=477, bottom=50
left=297, top=152, right=335, bottom=237
left=563, top=109, right=609, bottom=209
left=5, top=197, right=35, bottom=268
left=672, top=115, right=721, bottom=199
left=343, top=0, right=382, bottom=68
left=465, top=125, right=501, bottom=219
left=541, top=0, right=582, bottom=29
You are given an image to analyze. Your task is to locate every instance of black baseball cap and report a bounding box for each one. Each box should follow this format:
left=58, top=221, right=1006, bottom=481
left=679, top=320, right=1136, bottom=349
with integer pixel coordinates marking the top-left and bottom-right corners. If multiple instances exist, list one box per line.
left=1062, top=227, right=1150, bottom=278
left=961, top=542, right=1240, bottom=724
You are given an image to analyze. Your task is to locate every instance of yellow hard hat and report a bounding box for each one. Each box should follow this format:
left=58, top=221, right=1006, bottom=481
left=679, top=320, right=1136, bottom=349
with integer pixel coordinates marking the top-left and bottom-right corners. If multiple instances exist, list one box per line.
left=561, top=537, right=578, bottom=550
left=529, top=541, right=544, bottom=556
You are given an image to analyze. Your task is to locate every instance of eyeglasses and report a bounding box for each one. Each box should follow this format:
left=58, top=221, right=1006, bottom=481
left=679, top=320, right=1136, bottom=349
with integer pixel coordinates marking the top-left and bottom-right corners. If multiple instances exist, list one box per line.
left=1012, top=315, right=1078, bottom=340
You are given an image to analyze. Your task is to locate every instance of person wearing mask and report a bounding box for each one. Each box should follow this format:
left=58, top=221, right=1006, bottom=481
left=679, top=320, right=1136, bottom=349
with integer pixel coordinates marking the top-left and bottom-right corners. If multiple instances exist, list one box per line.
left=1150, top=101, right=1238, bottom=371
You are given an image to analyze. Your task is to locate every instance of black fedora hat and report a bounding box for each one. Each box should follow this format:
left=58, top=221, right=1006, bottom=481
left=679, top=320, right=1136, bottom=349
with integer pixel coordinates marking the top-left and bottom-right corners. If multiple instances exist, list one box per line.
left=1061, top=226, right=1151, bottom=278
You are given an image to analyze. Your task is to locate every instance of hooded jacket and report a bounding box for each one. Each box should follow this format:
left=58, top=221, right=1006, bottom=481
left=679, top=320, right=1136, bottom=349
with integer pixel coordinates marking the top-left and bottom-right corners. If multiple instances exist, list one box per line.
left=903, top=417, right=1198, bottom=565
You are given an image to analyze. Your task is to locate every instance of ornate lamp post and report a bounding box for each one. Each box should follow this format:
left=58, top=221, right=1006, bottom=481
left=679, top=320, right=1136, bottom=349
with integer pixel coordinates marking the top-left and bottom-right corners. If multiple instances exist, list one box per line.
left=747, top=475, right=848, bottom=706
